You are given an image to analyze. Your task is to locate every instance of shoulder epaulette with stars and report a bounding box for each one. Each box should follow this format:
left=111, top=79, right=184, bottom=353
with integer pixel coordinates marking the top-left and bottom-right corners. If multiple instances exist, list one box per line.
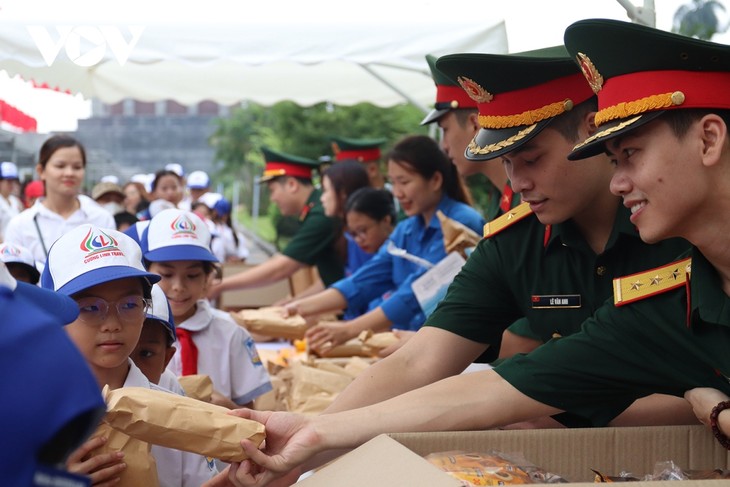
left=613, top=257, right=691, bottom=307
left=482, top=202, right=533, bottom=239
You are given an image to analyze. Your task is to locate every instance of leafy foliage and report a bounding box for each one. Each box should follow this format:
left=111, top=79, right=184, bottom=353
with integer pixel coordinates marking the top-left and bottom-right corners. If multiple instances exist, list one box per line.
left=673, top=0, right=728, bottom=40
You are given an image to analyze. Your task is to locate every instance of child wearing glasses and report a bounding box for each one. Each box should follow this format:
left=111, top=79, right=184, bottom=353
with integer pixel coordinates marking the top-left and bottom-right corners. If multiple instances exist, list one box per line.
left=141, top=208, right=271, bottom=409
left=40, top=223, right=216, bottom=486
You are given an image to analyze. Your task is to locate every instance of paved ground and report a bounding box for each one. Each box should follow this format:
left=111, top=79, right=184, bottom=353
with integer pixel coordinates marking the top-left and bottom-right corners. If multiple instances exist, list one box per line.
left=240, top=227, right=277, bottom=264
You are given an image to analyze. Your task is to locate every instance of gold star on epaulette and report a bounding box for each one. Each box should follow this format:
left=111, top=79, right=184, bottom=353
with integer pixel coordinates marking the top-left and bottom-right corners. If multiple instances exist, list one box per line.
left=482, top=202, right=533, bottom=239
left=613, top=258, right=692, bottom=307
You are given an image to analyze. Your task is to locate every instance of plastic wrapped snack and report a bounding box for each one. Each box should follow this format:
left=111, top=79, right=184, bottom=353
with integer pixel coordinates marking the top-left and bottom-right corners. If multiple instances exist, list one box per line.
left=425, top=450, right=568, bottom=485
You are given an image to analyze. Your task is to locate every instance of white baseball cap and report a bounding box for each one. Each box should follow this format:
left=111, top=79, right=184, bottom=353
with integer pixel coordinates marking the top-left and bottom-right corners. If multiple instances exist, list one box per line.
left=146, top=284, right=176, bottom=342
left=0, top=161, right=19, bottom=180
left=100, top=175, right=120, bottom=185
left=187, top=170, right=210, bottom=189
left=165, top=163, right=185, bottom=177
left=41, top=224, right=161, bottom=297
left=197, top=191, right=222, bottom=209
left=0, top=242, right=40, bottom=283
left=142, top=208, right=217, bottom=263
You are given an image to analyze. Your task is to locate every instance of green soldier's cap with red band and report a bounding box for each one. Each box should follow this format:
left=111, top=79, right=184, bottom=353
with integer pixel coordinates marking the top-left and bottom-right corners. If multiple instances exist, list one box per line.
left=436, top=46, right=595, bottom=161
left=260, top=147, right=320, bottom=183
left=564, top=18, right=730, bottom=160
left=331, top=136, right=386, bottom=163
left=421, top=54, right=478, bottom=125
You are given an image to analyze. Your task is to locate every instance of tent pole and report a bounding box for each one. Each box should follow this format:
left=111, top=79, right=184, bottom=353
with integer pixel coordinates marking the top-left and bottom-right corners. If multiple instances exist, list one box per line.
left=359, top=64, right=429, bottom=114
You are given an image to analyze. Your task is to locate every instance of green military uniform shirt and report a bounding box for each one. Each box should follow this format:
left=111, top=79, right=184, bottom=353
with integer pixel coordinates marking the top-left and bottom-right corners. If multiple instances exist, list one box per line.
left=425, top=203, right=689, bottom=362
left=281, top=189, right=344, bottom=286
left=495, top=247, right=730, bottom=426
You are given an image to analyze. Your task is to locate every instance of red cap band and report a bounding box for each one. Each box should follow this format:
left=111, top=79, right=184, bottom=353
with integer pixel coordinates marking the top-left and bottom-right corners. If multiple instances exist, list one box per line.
left=596, top=70, right=730, bottom=125
left=263, top=162, right=312, bottom=179
left=478, top=73, right=594, bottom=119
left=335, top=148, right=381, bottom=162
left=435, top=84, right=477, bottom=108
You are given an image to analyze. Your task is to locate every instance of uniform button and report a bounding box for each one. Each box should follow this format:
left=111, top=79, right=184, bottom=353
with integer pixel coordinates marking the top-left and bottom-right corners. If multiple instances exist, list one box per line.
left=596, top=265, right=607, bottom=276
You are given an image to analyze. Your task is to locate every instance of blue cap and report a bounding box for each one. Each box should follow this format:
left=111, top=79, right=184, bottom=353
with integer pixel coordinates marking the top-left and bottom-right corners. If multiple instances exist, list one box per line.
left=0, top=285, right=106, bottom=485
left=123, top=220, right=150, bottom=247
left=41, top=224, right=160, bottom=297
left=146, top=284, right=176, bottom=341
left=213, top=198, right=232, bottom=216
left=142, top=208, right=217, bottom=263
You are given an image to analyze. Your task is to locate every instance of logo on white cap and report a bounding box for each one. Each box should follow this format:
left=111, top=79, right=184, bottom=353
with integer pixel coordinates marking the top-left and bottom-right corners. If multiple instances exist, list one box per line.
left=79, top=227, right=124, bottom=264
left=42, top=224, right=160, bottom=295
left=143, top=209, right=217, bottom=262
left=0, top=242, right=35, bottom=268
left=169, top=213, right=199, bottom=241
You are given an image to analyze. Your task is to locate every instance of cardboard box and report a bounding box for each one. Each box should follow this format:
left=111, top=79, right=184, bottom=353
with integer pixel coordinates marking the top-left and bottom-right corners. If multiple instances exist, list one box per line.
left=299, top=425, right=730, bottom=486
left=217, top=262, right=291, bottom=310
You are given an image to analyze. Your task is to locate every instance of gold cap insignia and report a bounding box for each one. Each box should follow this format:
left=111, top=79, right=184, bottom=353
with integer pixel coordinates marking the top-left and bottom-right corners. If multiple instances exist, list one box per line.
left=457, top=76, right=494, bottom=103
left=576, top=52, right=603, bottom=94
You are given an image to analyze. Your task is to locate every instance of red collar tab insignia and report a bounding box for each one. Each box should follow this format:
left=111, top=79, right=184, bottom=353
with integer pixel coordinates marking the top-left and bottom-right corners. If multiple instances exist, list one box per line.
left=299, top=202, right=314, bottom=221
left=576, top=52, right=603, bottom=94
left=457, top=76, right=494, bottom=103
left=499, top=184, right=515, bottom=213
left=543, top=224, right=552, bottom=247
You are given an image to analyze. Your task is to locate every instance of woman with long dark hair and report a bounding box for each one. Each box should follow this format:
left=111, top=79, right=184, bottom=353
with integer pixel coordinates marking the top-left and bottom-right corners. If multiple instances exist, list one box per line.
left=288, top=135, right=484, bottom=354
left=4, top=135, right=114, bottom=268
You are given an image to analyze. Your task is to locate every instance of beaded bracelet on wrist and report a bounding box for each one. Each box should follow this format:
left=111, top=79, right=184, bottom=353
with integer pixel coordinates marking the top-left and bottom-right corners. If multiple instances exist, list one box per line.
left=709, top=400, right=730, bottom=450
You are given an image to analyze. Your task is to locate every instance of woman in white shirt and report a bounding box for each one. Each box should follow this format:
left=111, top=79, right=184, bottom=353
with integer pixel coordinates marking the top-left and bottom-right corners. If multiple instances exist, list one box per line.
left=4, top=135, right=114, bottom=269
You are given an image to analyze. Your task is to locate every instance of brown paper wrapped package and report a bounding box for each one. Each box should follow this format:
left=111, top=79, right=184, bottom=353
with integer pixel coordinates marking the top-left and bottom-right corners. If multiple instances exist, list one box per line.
left=103, top=386, right=265, bottom=462
left=231, top=306, right=307, bottom=340
left=317, top=331, right=399, bottom=358
left=177, top=374, right=214, bottom=403
left=90, top=422, right=159, bottom=487
left=437, top=210, right=481, bottom=258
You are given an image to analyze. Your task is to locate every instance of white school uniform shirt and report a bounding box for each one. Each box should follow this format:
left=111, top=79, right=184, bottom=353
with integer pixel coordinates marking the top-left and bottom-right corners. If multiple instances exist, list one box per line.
left=215, top=223, right=250, bottom=261
left=158, top=369, right=187, bottom=396
left=3, top=195, right=115, bottom=268
left=167, top=299, right=272, bottom=405
left=124, top=360, right=217, bottom=487
left=0, top=194, right=19, bottom=240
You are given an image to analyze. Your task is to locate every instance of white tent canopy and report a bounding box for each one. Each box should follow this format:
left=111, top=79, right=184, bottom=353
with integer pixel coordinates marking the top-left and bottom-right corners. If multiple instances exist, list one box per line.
left=0, top=0, right=508, bottom=108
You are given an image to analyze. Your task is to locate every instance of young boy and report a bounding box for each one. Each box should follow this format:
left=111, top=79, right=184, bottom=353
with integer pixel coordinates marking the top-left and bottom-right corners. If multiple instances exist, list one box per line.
left=130, top=284, right=177, bottom=385
left=41, top=224, right=216, bottom=486
left=142, top=208, right=272, bottom=409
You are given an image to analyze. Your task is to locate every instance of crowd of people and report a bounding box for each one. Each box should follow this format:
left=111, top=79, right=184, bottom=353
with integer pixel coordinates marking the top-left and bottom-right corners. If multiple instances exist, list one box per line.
left=6, top=16, right=730, bottom=487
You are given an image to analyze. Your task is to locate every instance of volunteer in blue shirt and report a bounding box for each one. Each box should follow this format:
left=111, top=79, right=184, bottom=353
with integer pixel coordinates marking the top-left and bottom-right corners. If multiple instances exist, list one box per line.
left=286, top=135, right=484, bottom=355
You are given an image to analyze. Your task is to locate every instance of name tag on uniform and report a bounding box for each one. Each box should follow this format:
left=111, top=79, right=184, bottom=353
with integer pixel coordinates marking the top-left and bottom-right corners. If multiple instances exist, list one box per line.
left=531, top=294, right=581, bottom=309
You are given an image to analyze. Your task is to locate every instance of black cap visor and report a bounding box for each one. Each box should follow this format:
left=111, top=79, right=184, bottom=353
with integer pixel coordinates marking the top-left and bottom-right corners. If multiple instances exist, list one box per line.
left=568, top=111, right=666, bottom=160
left=420, top=107, right=450, bottom=125
left=466, top=118, right=554, bottom=161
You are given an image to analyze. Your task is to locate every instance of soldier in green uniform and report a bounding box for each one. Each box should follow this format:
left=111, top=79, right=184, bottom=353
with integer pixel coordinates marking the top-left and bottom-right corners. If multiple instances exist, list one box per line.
left=201, top=23, right=730, bottom=484
left=331, top=136, right=388, bottom=190
left=208, top=147, right=343, bottom=300
left=308, top=46, right=692, bottom=427
left=422, top=54, right=520, bottom=220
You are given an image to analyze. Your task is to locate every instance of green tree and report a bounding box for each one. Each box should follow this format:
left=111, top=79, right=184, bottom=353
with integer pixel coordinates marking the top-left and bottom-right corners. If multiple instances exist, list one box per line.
left=210, top=101, right=427, bottom=242
left=673, top=0, right=728, bottom=40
